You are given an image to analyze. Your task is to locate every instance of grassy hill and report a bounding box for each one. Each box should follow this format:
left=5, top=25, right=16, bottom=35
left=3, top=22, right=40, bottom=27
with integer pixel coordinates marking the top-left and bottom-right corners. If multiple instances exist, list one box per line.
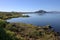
left=0, top=20, right=60, bottom=40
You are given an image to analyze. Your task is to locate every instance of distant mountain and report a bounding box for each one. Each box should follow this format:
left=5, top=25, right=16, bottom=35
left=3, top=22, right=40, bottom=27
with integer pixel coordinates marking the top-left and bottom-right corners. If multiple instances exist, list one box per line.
left=35, top=10, right=47, bottom=13
left=35, top=10, right=60, bottom=13
left=49, top=11, right=60, bottom=13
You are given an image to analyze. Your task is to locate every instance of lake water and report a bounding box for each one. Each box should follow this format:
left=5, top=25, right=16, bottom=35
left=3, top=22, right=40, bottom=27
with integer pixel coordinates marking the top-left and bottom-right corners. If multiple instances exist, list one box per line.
left=7, top=13, right=60, bottom=32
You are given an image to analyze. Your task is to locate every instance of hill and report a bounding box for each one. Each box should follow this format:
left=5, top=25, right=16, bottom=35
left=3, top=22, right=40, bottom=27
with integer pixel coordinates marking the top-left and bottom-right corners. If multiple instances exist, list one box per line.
left=35, top=10, right=47, bottom=13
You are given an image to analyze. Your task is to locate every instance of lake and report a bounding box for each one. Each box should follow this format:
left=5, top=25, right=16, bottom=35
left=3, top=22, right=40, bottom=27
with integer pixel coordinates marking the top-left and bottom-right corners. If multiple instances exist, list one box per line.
left=7, top=13, right=60, bottom=32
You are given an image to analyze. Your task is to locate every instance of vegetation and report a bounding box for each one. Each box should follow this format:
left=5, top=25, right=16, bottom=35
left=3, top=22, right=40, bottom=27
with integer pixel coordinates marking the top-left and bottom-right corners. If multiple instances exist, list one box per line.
left=0, top=20, right=59, bottom=40
left=0, top=12, right=60, bottom=40
left=0, top=12, right=29, bottom=20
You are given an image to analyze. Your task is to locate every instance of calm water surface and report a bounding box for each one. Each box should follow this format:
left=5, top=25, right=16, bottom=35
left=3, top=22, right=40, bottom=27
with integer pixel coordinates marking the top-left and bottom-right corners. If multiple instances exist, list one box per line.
left=7, top=13, right=60, bottom=32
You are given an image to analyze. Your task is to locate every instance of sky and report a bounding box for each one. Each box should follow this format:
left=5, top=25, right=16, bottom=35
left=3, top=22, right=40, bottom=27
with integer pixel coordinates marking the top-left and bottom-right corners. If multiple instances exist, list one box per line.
left=0, top=0, right=60, bottom=12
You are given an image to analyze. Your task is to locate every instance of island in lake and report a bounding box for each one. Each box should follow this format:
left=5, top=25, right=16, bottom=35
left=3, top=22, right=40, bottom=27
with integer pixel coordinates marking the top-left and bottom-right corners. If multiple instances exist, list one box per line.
left=0, top=12, right=60, bottom=40
left=35, top=10, right=47, bottom=13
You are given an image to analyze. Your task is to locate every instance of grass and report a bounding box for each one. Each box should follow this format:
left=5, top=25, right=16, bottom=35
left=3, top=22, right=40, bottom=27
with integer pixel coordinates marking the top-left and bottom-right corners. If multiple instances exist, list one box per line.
left=0, top=12, right=59, bottom=40
left=0, top=12, right=29, bottom=20
left=1, top=21, right=58, bottom=40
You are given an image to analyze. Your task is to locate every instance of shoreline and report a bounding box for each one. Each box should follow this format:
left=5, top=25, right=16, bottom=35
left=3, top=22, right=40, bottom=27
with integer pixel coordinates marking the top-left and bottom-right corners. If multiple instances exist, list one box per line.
left=0, top=12, right=60, bottom=40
